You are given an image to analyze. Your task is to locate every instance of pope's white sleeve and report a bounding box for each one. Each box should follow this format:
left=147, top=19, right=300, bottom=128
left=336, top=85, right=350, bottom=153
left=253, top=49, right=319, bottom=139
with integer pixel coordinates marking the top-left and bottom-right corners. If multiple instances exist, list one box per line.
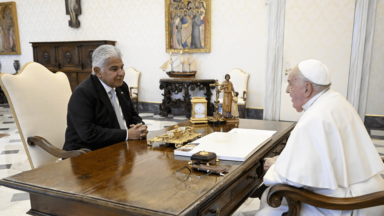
left=263, top=164, right=305, bottom=188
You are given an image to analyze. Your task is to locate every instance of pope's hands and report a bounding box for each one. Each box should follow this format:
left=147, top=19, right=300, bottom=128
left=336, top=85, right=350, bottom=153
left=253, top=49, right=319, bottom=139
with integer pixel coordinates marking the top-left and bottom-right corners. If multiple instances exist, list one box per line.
left=263, top=156, right=279, bottom=171
left=128, top=123, right=148, bottom=140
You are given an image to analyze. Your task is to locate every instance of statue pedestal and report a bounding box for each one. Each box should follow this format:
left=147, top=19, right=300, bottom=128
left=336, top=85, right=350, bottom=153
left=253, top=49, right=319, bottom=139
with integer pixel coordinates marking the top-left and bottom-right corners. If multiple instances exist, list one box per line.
left=223, top=118, right=239, bottom=123
left=208, top=118, right=226, bottom=124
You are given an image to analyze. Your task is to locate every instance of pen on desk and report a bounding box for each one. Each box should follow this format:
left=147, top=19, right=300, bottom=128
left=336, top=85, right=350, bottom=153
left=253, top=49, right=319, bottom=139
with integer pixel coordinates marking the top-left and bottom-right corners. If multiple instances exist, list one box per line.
left=205, top=169, right=225, bottom=176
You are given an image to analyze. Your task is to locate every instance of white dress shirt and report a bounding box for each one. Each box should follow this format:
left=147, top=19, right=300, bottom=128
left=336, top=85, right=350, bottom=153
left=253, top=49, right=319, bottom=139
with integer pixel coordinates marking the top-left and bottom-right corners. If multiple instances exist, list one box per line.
left=98, top=79, right=129, bottom=140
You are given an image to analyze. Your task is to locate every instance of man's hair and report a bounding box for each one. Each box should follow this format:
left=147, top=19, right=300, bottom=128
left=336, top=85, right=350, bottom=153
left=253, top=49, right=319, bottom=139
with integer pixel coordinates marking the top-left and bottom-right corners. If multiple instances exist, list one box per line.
left=296, top=71, right=331, bottom=92
left=92, top=45, right=122, bottom=75
left=224, top=74, right=230, bottom=79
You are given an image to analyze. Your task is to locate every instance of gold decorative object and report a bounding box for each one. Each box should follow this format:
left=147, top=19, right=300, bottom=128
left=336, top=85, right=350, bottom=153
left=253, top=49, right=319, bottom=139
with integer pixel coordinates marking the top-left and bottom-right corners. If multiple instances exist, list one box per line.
left=200, top=150, right=208, bottom=155
left=165, top=0, right=211, bottom=53
left=160, top=51, right=197, bottom=78
left=147, top=124, right=202, bottom=148
left=208, top=80, right=226, bottom=124
left=190, top=97, right=208, bottom=124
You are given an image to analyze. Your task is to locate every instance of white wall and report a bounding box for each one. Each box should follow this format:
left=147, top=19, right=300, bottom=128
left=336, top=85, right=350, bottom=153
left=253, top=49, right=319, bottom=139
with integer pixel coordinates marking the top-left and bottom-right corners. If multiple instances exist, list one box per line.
left=0, top=0, right=267, bottom=108
left=279, top=0, right=355, bottom=121
left=367, top=0, right=384, bottom=116
left=283, top=0, right=355, bottom=97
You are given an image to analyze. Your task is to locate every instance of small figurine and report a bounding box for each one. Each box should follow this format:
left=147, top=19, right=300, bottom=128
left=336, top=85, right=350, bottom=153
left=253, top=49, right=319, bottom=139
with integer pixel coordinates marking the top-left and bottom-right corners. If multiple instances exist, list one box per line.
left=231, top=92, right=239, bottom=119
left=219, top=74, right=235, bottom=118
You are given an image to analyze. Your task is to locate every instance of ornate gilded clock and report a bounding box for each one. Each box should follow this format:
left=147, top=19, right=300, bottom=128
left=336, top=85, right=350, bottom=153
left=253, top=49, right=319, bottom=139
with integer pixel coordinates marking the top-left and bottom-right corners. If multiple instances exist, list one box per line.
left=190, top=97, right=208, bottom=124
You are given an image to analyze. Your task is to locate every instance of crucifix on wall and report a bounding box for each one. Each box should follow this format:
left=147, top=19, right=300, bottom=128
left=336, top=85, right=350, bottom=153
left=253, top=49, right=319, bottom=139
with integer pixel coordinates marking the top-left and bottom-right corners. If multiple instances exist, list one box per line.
left=65, top=0, right=81, bottom=28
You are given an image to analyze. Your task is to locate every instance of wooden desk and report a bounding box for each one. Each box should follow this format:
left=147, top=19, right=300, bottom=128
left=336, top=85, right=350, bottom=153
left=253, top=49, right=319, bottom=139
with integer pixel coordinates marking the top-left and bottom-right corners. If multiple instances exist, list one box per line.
left=0, top=119, right=295, bottom=216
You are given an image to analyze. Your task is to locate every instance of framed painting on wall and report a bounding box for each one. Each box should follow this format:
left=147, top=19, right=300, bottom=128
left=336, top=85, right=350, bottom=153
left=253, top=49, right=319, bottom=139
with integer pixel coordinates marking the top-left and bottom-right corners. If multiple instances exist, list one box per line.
left=0, top=1, right=21, bottom=55
left=165, top=0, right=211, bottom=53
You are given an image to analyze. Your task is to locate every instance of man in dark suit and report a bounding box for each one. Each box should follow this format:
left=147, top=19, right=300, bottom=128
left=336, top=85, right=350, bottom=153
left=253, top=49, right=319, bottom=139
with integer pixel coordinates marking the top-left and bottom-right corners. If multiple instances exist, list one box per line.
left=63, top=45, right=148, bottom=151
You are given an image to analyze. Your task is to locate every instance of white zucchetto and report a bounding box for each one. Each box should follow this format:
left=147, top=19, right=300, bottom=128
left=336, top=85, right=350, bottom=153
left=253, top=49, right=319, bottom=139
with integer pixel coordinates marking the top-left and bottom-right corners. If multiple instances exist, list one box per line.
left=298, top=59, right=331, bottom=85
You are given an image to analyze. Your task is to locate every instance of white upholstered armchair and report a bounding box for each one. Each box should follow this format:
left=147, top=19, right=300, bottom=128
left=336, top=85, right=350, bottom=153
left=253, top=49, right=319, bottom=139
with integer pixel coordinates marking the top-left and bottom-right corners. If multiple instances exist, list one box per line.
left=0, top=62, right=90, bottom=169
left=124, top=67, right=141, bottom=112
left=219, top=69, right=250, bottom=118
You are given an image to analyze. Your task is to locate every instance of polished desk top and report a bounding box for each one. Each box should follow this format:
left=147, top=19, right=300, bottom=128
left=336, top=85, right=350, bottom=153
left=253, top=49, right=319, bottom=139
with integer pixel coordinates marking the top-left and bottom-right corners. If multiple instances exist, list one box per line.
left=0, top=119, right=295, bottom=215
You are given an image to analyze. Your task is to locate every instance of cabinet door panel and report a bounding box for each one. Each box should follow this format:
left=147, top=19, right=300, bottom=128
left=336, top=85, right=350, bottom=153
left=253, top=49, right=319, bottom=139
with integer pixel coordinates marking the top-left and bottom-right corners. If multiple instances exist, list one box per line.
left=58, top=46, right=81, bottom=71
left=35, top=46, right=59, bottom=71
left=81, top=45, right=98, bottom=72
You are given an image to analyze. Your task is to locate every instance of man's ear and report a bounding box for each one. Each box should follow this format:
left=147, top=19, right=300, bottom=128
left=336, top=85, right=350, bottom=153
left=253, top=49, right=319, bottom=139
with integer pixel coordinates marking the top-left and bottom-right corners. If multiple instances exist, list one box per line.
left=94, top=67, right=102, bottom=78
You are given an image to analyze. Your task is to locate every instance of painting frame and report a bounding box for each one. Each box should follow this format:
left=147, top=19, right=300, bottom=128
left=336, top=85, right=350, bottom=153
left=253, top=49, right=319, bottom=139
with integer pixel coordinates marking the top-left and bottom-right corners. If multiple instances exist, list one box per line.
left=165, top=0, right=211, bottom=53
left=0, top=1, right=21, bottom=55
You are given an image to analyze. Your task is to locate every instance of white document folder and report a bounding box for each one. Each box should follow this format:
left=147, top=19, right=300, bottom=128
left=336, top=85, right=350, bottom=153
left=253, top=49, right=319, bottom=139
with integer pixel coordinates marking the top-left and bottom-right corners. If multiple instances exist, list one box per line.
left=174, top=131, right=274, bottom=161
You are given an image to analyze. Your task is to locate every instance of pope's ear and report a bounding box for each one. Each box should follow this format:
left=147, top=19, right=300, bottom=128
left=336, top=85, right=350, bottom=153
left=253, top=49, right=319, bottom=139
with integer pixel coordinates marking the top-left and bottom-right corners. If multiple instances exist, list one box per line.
left=304, top=83, right=313, bottom=97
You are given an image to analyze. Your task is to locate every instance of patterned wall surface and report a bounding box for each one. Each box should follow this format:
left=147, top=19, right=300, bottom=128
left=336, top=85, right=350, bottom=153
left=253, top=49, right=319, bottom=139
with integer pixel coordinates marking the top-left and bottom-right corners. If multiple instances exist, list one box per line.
left=280, top=0, right=355, bottom=121
left=0, top=0, right=267, bottom=108
left=367, top=0, right=384, bottom=116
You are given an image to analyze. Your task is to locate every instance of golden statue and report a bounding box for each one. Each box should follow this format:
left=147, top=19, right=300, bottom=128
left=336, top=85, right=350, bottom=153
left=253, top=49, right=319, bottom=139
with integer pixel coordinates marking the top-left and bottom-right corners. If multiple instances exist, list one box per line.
left=220, top=74, right=235, bottom=118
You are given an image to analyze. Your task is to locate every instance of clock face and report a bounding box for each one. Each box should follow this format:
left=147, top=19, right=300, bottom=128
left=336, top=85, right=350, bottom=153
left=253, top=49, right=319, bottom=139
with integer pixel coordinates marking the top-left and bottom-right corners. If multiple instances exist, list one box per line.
left=194, top=103, right=206, bottom=114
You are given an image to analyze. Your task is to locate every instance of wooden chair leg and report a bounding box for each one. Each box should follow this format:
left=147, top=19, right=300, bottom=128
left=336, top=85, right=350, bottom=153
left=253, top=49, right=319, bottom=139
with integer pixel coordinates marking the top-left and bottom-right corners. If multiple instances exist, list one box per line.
left=242, top=105, right=246, bottom=118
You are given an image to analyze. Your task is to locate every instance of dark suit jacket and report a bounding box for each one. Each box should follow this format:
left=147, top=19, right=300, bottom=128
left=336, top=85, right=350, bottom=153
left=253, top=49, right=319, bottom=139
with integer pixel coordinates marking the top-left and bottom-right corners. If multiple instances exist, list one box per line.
left=63, top=75, right=143, bottom=151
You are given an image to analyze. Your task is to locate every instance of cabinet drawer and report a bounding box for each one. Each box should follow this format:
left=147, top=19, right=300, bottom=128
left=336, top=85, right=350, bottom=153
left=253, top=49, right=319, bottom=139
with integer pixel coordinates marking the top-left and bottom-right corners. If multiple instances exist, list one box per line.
left=199, top=163, right=261, bottom=216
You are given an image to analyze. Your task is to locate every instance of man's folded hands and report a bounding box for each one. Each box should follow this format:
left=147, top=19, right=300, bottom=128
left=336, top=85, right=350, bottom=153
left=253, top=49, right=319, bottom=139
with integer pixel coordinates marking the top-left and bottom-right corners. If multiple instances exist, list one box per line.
left=128, top=123, right=149, bottom=140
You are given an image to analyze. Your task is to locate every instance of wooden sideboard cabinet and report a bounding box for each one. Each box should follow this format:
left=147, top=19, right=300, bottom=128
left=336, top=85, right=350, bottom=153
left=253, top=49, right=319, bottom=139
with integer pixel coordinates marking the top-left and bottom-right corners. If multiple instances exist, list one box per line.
left=31, top=40, right=116, bottom=91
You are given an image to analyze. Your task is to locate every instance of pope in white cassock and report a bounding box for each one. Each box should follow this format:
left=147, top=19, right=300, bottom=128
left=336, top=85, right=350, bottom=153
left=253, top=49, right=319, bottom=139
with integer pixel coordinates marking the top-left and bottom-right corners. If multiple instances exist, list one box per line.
left=256, top=59, right=384, bottom=216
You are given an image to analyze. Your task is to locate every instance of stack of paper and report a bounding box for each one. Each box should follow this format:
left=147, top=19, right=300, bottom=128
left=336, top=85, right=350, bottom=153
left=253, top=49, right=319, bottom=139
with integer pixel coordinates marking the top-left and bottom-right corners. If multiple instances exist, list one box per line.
left=174, top=129, right=276, bottom=161
left=228, top=128, right=276, bottom=136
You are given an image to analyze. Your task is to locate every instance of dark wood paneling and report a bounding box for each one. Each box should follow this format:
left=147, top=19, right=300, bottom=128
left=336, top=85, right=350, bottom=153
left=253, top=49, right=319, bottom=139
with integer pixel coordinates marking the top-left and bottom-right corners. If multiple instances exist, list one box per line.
left=78, top=72, right=90, bottom=87
left=31, top=41, right=116, bottom=92
left=81, top=45, right=96, bottom=71
left=58, top=45, right=80, bottom=71
left=65, top=72, right=78, bottom=92
left=34, top=46, right=59, bottom=71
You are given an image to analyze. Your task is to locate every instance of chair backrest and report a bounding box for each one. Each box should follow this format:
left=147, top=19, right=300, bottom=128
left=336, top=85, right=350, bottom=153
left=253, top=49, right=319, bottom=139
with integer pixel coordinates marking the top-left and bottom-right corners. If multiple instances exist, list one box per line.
left=0, top=62, right=71, bottom=169
left=224, top=69, right=249, bottom=99
left=124, top=67, right=141, bottom=95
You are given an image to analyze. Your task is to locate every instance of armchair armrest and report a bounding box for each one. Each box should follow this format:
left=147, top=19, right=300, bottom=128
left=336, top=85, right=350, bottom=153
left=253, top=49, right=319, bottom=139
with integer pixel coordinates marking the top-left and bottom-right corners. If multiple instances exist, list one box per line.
left=27, top=136, right=91, bottom=159
left=243, top=90, right=247, bottom=102
left=267, top=184, right=384, bottom=216
left=130, top=86, right=138, bottom=97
